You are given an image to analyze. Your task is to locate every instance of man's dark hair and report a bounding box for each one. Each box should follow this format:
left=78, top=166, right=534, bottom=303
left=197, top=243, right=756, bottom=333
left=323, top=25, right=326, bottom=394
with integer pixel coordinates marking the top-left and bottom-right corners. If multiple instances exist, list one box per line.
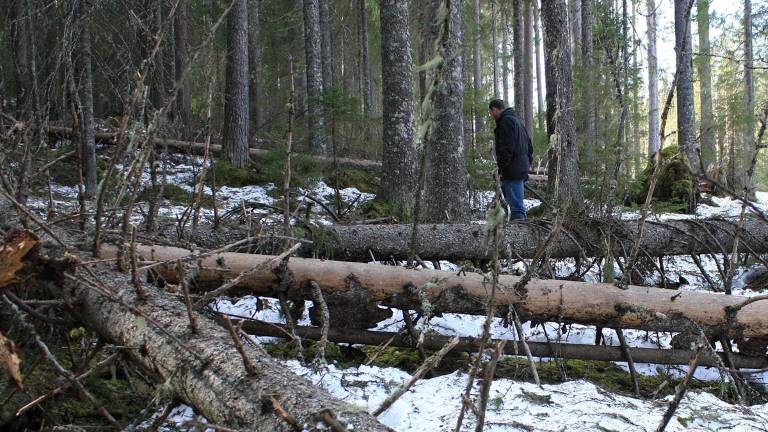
left=489, top=99, right=506, bottom=110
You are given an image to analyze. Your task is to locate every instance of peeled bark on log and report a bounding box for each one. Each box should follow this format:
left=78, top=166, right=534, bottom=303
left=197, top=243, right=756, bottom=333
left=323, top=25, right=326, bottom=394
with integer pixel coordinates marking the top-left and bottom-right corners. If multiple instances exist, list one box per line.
left=61, top=260, right=392, bottom=430
left=101, top=245, right=768, bottom=338
left=163, top=218, right=768, bottom=262
left=230, top=319, right=768, bottom=369
left=45, top=126, right=381, bottom=172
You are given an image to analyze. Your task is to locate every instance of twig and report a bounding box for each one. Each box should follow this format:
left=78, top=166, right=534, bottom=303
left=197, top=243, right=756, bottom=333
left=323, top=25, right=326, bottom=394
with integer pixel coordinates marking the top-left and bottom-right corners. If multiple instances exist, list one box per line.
left=193, top=242, right=300, bottom=308
left=314, top=409, right=349, bottom=432
left=223, top=316, right=257, bottom=376
left=306, top=195, right=340, bottom=222
left=510, top=305, right=540, bottom=387
left=372, top=336, right=459, bottom=416
left=474, top=340, right=506, bottom=432
left=144, top=401, right=176, bottom=432
left=655, top=344, right=703, bottom=432
left=130, top=225, right=145, bottom=300
left=269, top=396, right=302, bottom=431
left=308, top=280, right=329, bottom=366
left=178, top=260, right=198, bottom=334
left=616, top=328, right=641, bottom=396
left=277, top=291, right=305, bottom=364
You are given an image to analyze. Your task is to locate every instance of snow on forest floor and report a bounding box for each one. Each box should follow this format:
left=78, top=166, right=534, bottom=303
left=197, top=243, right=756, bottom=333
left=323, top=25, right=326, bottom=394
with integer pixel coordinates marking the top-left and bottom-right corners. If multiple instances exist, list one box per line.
left=29, top=153, right=768, bottom=431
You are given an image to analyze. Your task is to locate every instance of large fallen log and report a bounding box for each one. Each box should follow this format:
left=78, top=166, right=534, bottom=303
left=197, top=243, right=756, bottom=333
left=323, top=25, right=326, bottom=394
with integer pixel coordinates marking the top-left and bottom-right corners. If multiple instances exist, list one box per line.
left=103, top=244, right=768, bottom=338
left=19, top=245, right=391, bottom=430
left=161, top=217, right=768, bottom=261
left=46, top=126, right=382, bottom=172
left=229, top=318, right=768, bottom=369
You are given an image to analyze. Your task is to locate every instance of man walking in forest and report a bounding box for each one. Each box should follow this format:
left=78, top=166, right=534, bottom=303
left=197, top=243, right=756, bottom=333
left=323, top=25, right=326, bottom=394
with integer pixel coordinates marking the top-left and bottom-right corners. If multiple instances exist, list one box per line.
left=489, top=99, right=533, bottom=220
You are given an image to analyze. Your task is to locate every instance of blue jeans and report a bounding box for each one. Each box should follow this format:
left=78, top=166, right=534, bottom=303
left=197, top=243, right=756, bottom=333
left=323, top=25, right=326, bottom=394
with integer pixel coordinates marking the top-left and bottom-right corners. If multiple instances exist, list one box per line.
left=502, top=180, right=526, bottom=220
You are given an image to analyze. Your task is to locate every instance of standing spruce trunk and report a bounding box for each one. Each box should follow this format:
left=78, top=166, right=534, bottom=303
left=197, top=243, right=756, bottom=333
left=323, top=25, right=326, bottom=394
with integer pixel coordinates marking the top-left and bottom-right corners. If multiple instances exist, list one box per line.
left=696, top=0, right=716, bottom=173
left=76, top=0, right=97, bottom=195
left=513, top=0, right=525, bottom=119
left=523, top=0, right=534, bottom=135
left=11, top=0, right=32, bottom=119
left=502, top=5, right=510, bottom=104
left=378, top=0, right=417, bottom=217
left=674, top=0, right=700, bottom=180
left=741, top=0, right=756, bottom=198
left=303, top=0, right=328, bottom=155
left=422, top=0, right=470, bottom=223
left=147, top=0, right=166, bottom=112
left=533, top=0, right=545, bottom=132
left=646, top=0, right=660, bottom=157
left=360, top=1, right=374, bottom=116
left=581, top=0, right=596, bottom=161
left=542, top=0, right=583, bottom=211
left=568, top=0, right=581, bottom=66
left=248, top=0, right=264, bottom=136
left=491, top=0, right=499, bottom=98
left=318, top=0, right=334, bottom=153
left=223, top=0, right=250, bottom=168
left=472, top=0, right=484, bottom=135
left=174, top=0, right=192, bottom=137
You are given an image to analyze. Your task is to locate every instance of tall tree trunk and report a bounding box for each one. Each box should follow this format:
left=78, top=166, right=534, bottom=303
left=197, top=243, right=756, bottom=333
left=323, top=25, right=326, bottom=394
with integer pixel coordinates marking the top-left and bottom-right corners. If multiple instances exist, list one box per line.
left=378, top=0, right=417, bottom=216
left=523, top=0, right=534, bottom=135
left=422, top=0, right=470, bottom=223
left=534, top=0, right=545, bottom=132
left=11, top=0, right=32, bottom=118
left=302, top=0, right=327, bottom=155
left=513, top=0, right=524, bottom=118
left=147, top=0, right=166, bottom=112
left=360, top=0, right=373, bottom=116
left=646, top=0, right=660, bottom=157
left=492, top=0, right=500, bottom=98
left=581, top=0, right=596, bottom=159
left=502, top=5, right=510, bottom=104
left=473, top=0, right=484, bottom=134
left=542, top=0, right=583, bottom=210
left=76, top=0, right=97, bottom=195
left=222, top=0, right=250, bottom=167
left=631, top=0, right=640, bottom=176
left=674, top=0, right=699, bottom=179
left=248, top=0, right=264, bottom=136
left=568, top=0, right=581, bottom=66
left=742, top=0, right=756, bottom=198
left=696, top=0, right=716, bottom=173
left=174, top=0, right=192, bottom=137
left=318, top=0, right=334, bottom=154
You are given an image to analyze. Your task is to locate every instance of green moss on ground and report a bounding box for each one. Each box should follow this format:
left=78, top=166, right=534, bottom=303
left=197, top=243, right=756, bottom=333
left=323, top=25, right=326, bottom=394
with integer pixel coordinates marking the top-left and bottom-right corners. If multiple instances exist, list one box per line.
left=139, top=183, right=215, bottom=208
left=631, top=145, right=694, bottom=212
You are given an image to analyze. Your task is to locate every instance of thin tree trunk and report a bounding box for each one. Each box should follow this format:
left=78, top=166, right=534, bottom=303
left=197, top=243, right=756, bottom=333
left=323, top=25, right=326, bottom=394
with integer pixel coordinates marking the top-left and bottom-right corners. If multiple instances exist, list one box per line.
left=379, top=0, right=418, bottom=217
left=360, top=0, right=373, bottom=116
left=303, top=0, right=328, bottom=155
left=147, top=0, right=166, bottom=112
left=319, top=0, right=334, bottom=154
left=646, top=0, right=660, bottom=157
left=523, top=0, right=534, bottom=135
left=174, top=0, right=192, bottom=137
left=581, top=0, right=596, bottom=161
left=674, top=0, right=700, bottom=178
left=502, top=5, right=510, bottom=104
left=513, top=0, right=525, bottom=118
left=422, top=0, right=470, bottom=223
left=11, top=0, right=32, bottom=119
left=473, top=0, right=484, bottom=134
left=76, top=0, right=97, bottom=195
left=534, top=0, right=545, bottom=132
left=568, top=0, right=581, bottom=66
left=696, top=0, right=716, bottom=173
left=248, top=0, right=264, bottom=136
left=542, top=0, right=583, bottom=210
left=222, top=0, right=250, bottom=167
left=492, top=0, right=500, bottom=98
left=742, top=0, right=755, bottom=198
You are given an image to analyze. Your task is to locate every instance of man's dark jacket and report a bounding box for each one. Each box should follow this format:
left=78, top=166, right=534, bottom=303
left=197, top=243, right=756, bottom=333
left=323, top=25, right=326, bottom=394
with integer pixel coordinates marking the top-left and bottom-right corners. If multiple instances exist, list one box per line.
left=494, top=108, right=533, bottom=181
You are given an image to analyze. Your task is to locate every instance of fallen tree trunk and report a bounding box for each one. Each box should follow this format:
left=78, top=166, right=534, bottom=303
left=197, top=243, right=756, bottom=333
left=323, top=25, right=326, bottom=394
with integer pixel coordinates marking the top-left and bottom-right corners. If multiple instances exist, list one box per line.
left=160, top=218, right=768, bottom=261
left=22, top=250, right=392, bottom=430
left=46, top=126, right=382, bottom=172
left=228, top=318, right=768, bottom=369
left=102, top=244, right=768, bottom=338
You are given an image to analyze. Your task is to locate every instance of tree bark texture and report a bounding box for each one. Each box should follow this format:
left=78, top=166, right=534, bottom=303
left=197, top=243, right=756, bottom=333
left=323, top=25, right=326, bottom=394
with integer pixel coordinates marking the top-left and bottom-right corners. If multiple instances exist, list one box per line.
left=11, top=0, right=32, bottom=118
left=66, top=262, right=392, bottom=431
left=379, top=0, right=418, bottom=214
left=76, top=0, right=98, bottom=195
left=740, top=0, right=756, bottom=197
left=303, top=0, right=328, bottom=155
left=646, top=0, right=660, bottom=157
left=492, top=1, right=499, bottom=98
left=696, top=0, right=716, bottom=172
left=513, top=0, right=525, bottom=119
left=674, top=0, right=700, bottom=174
left=422, top=0, right=470, bottom=223
left=223, top=0, right=250, bottom=168
left=542, top=0, right=583, bottom=210
left=581, top=0, right=596, bottom=156
left=502, top=5, right=510, bottom=104
left=105, top=245, right=768, bottom=338
left=360, top=0, right=374, bottom=116
left=147, top=0, right=166, bottom=112
left=523, top=0, right=535, bottom=136
left=174, top=0, right=192, bottom=136
left=248, top=0, right=264, bottom=135
left=473, top=0, right=484, bottom=134
left=568, top=0, right=581, bottom=66
left=533, top=0, right=544, bottom=132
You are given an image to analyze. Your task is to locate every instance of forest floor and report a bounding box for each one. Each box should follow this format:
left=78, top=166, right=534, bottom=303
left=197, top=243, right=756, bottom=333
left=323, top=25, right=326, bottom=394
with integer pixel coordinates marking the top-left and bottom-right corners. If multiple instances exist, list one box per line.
left=17, top=151, right=768, bottom=431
